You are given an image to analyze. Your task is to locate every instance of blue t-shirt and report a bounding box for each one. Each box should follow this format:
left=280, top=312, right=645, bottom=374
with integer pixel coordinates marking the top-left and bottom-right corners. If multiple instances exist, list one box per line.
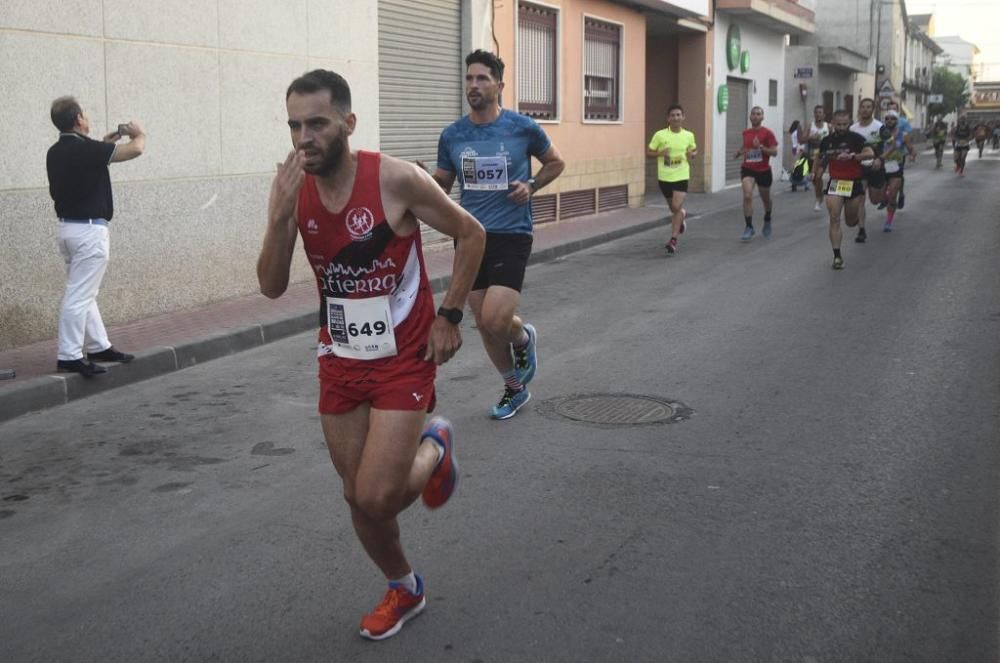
left=436, top=109, right=551, bottom=234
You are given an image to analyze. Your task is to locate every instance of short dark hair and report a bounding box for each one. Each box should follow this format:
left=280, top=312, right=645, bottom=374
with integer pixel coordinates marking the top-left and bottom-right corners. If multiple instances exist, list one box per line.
left=465, top=49, right=504, bottom=81
left=859, top=97, right=875, bottom=107
left=667, top=104, right=684, bottom=114
left=51, top=96, right=82, bottom=131
left=833, top=109, right=851, bottom=119
left=750, top=105, right=764, bottom=114
left=814, top=104, right=825, bottom=112
left=286, top=69, right=351, bottom=114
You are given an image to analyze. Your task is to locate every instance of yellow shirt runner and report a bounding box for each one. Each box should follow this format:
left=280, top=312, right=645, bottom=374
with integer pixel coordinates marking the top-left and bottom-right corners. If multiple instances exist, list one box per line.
left=648, top=128, right=697, bottom=183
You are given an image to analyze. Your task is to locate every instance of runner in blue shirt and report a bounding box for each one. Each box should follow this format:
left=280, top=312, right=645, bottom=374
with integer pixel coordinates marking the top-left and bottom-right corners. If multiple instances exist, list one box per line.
left=429, top=50, right=565, bottom=420
left=885, top=100, right=912, bottom=209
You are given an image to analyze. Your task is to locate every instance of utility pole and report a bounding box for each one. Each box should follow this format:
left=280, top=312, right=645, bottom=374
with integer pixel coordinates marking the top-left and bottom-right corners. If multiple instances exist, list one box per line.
left=874, top=0, right=884, bottom=99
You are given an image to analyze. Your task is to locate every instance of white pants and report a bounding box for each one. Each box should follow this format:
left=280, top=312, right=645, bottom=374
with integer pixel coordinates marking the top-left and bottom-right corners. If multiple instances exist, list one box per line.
left=57, top=222, right=112, bottom=360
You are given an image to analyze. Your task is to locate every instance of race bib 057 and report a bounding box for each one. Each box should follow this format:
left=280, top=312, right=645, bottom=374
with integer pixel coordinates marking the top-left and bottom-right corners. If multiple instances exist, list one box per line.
left=462, top=155, right=509, bottom=191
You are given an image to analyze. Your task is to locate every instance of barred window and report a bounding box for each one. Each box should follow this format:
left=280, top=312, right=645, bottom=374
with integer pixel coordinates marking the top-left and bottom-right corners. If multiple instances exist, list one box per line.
left=518, top=3, right=558, bottom=120
left=583, top=18, right=621, bottom=121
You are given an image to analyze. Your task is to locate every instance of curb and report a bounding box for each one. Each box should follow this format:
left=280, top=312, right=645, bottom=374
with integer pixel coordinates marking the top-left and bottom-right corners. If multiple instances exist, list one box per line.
left=0, top=213, right=665, bottom=424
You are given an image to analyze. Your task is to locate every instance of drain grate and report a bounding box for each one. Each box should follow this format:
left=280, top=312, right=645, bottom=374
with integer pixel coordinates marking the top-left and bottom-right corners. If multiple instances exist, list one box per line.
left=545, top=393, right=691, bottom=426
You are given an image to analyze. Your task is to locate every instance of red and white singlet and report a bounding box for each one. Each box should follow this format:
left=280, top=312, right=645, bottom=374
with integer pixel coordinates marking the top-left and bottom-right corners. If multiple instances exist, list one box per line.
left=296, top=151, right=436, bottom=385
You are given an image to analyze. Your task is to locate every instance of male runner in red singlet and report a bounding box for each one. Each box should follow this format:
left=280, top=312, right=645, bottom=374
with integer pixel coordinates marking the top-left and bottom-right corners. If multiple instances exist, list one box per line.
left=734, top=106, right=779, bottom=241
left=257, top=70, right=485, bottom=641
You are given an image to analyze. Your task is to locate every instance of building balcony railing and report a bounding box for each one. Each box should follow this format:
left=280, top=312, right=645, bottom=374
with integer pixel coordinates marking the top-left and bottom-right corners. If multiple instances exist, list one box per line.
left=903, top=74, right=932, bottom=92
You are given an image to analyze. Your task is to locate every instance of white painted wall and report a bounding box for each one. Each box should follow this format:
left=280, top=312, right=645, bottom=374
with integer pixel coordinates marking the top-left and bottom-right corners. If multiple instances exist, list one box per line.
left=710, top=12, right=787, bottom=191
left=0, top=0, right=379, bottom=348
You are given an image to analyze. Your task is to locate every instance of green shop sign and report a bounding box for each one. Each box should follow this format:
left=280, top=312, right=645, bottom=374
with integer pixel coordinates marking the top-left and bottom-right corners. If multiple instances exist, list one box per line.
left=726, top=24, right=741, bottom=71
left=740, top=50, right=750, bottom=73
left=717, top=84, right=729, bottom=113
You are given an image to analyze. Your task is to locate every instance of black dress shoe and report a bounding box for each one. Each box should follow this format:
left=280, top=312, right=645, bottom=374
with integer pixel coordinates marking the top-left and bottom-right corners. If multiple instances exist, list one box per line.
left=56, top=358, right=109, bottom=377
left=87, top=346, right=134, bottom=363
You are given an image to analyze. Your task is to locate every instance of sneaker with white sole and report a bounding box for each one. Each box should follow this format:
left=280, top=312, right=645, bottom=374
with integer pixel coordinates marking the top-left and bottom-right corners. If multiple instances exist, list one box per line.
left=741, top=226, right=755, bottom=242
left=490, top=387, right=531, bottom=420
left=359, top=575, right=426, bottom=641
left=513, top=323, right=538, bottom=386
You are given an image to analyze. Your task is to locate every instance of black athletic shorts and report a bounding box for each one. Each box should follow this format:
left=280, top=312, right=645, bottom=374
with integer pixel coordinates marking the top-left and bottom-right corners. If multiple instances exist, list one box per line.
left=740, top=168, right=773, bottom=188
left=471, top=232, right=533, bottom=292
left=825, top=178, right=866, bottom=199
left=861, top=164, right=886, bottom=189
left=657, top=179, right=688, bottom=199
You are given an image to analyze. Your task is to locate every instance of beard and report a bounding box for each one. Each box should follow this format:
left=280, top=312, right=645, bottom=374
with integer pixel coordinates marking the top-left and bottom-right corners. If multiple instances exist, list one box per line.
left=302, top=133, right=347, bottom=177
left=466, top=92, right=492, bottom=111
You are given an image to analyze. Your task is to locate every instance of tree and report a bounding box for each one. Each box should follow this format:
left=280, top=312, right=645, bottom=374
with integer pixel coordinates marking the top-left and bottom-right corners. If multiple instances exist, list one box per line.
left=929, top=66, right=971, bottom=117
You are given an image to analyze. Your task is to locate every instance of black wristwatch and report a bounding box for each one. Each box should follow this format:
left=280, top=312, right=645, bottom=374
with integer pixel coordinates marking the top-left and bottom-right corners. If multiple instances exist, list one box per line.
left=437, top=306, right=463, bottom=325
left=527, top=177, right=538, bottom=193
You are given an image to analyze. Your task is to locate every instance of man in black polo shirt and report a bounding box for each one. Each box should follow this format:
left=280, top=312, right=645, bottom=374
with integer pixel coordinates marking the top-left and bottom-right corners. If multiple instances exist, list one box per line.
left=46, top=96, right=146, bottom=376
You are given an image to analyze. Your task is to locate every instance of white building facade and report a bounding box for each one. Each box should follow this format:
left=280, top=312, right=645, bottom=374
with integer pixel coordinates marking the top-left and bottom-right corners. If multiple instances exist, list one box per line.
left=1, top=2, right=380, bottom=349
left=711, top=1, right=814, bottom=190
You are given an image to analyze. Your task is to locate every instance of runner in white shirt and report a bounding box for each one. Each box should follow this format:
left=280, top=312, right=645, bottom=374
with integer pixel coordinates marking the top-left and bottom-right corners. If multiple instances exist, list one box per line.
left=849, top=98, right=885, bottom=244
left=803, top=105, right=830, bottom=212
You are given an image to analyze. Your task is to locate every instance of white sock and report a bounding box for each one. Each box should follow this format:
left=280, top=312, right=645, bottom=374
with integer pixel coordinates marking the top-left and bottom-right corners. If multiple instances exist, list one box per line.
left=391, top=571, right=418, bottom=594
left=425, top=435, right=445, bottom=465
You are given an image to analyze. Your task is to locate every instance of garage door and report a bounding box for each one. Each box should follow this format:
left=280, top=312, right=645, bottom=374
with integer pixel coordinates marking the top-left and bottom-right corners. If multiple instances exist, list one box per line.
left=379, top=0, right=463, bottom=243
left=725, top=77, right=750, bottom=184
left=378, top=0, right=462, bottom=162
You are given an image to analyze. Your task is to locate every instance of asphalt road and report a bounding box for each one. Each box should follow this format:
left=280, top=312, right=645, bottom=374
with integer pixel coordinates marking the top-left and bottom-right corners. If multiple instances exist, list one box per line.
left=2, top=150, right=999, bottom=663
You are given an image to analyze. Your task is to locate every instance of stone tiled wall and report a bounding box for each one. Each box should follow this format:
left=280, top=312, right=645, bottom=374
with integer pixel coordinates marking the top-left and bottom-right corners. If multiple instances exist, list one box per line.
left=550, top=155, right=647, bottom=208
left=0, top=1, right=378, bottom=349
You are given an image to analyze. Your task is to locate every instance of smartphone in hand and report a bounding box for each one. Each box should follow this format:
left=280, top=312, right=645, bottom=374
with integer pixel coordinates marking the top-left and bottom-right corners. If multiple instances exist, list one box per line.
left=118, top=123, right=130, bottom=137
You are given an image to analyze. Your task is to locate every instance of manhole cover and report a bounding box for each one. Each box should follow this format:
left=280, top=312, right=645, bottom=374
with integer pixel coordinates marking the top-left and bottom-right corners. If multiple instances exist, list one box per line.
left=547, top=393, right=690, bottom=426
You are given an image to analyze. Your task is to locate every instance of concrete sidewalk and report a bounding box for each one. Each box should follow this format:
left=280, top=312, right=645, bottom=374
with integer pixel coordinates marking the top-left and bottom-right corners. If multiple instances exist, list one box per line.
left=0, top=185, right=751, bottom=423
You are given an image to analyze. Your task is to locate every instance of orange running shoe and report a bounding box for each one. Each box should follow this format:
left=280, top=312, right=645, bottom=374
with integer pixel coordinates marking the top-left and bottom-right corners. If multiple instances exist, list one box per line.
left=421, top=417, right=458, bottom=509
left=359, top=576, right=426, bottom=641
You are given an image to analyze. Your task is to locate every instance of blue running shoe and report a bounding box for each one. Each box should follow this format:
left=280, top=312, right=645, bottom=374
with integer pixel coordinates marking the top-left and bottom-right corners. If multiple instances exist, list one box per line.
left=762, top=221, right=772, bottom=238
left=741, top=226, right=755, bottom=241
left=513, top=323, right=538, bottom=385
left=490, top=387, right=531, bottom=420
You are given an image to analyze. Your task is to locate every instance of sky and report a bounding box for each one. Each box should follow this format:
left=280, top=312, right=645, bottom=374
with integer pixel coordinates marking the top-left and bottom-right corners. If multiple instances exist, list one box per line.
left=907, top=0, right=1000, bottom=80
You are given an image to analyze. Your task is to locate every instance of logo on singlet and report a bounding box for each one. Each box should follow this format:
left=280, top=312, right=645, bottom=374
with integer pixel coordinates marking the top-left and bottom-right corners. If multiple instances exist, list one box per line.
left=306, top=218, right=319, bottom=234
left=346, top=207, right=375, bottom=242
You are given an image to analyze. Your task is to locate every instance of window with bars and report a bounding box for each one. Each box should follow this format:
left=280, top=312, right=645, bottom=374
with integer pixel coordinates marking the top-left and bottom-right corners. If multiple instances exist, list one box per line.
left=518, top=3, right=558, bottom=120
left=769, top=79, right=778, bottom=106
left=583, top=17, right=621, bottom=121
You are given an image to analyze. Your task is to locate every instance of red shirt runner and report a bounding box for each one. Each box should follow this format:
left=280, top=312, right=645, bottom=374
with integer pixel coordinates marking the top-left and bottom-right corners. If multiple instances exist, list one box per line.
left=741, top=127, right=778, bottom=172
left=296, top=151, right=436, bottom=386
